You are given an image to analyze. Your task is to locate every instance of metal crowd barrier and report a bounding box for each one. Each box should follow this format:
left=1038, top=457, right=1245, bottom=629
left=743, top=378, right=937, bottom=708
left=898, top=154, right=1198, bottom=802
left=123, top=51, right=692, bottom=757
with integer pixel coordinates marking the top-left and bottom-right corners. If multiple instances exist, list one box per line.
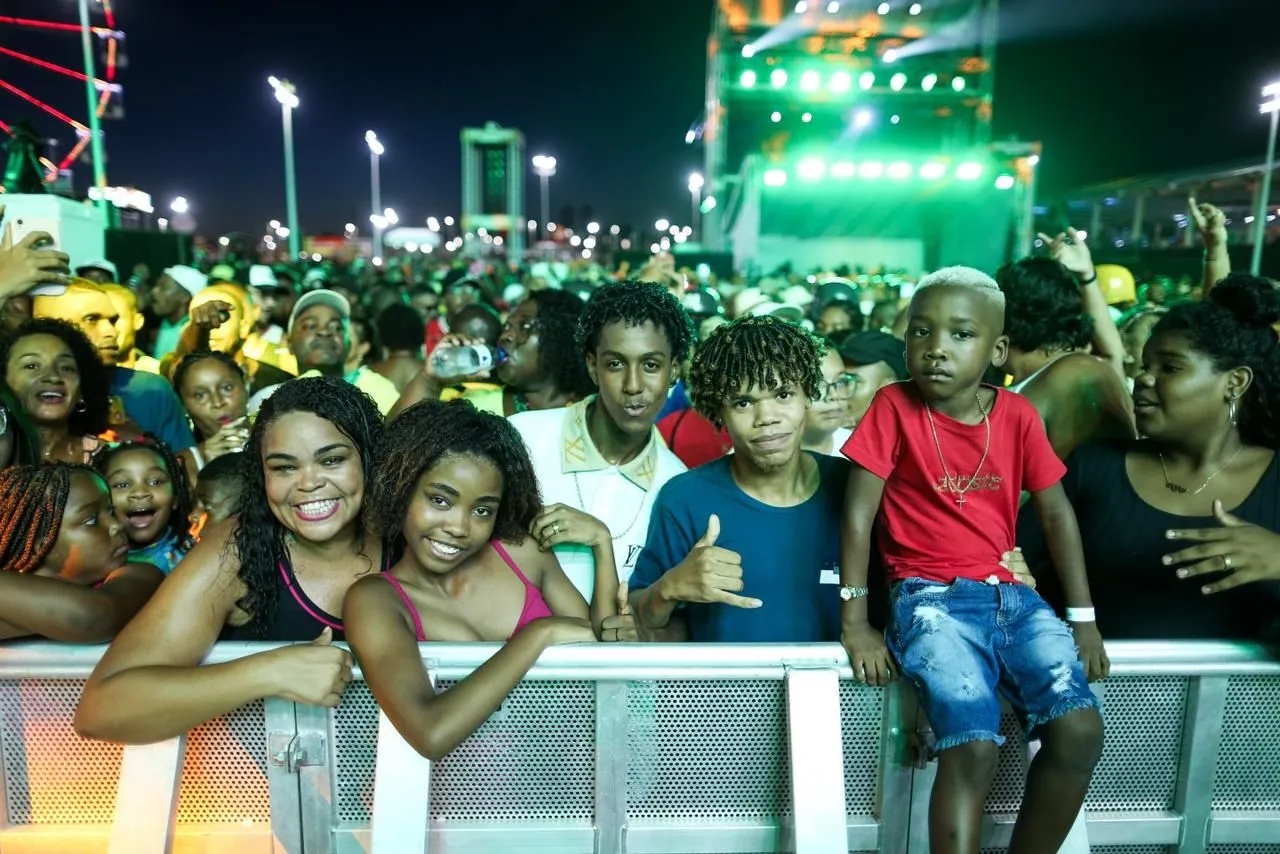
left=0, top=641, right=1276, bottom=854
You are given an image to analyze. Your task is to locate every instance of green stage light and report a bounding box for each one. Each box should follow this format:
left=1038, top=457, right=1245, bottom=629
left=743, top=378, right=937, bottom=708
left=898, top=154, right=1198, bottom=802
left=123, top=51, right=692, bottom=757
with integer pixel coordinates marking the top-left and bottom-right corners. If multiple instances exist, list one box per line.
left=919, top=162, right=947, bottom=179
left=797, top=157, right=826, bottom=180
left=887, top=161, right=912, bottom=179
left=995, top=174, right=1016, bottom=190
left=859, top=71, right=875, bottom=90
left=764, top=168, right=789, bottom=186
left=952, top=76, right=966, bottom=92
left=890, top=73, right=907, bottom=91
left=831, top=161, right=857, bottom=178
left=741, top=69, right=758, bottom=88
left=802, top=112, right=813, bottom=123
left=771, top=111, right=783, bottom=123
left=956, top=162, right=983, bottom=180
left=830, top=71, right=852, bottom=93
left=772, top=69, right=789, bottom=88
left=701, top=195, right=718, bottom=213
left=921, top=73, right=937, bottom=91
left=800, top=70, right=821, bottom=92
left=860, top=161, right=884, bottom=178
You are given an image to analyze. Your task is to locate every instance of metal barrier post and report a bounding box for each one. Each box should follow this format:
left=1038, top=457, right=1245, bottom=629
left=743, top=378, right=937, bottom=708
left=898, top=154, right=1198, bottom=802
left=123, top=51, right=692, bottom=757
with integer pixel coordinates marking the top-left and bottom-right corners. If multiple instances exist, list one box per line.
left=877, top=681, right=916, bottom=854
left=108, top=737, right=185, bottom=854
left=264, top=698, right=306, bottom=854
left=1173, top=676, right=1229, bottom=854
left=786, top=668, right=849, bottom=854
left=294, top=701, right=336, bottom=854
left=594, top=681, right=628, bottom=854
left=370, top=708, right=432, bottom=853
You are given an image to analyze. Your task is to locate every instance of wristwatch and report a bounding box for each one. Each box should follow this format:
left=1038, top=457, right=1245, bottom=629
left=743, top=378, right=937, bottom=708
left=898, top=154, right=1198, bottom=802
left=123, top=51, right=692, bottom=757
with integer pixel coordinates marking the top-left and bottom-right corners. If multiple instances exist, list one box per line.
left=839, top=585, right=870, bottom=601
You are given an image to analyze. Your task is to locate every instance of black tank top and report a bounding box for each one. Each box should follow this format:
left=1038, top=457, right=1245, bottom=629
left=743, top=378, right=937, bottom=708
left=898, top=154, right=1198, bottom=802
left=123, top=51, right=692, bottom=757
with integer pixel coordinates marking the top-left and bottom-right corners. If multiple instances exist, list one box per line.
left=221, top=550, right=389, bottom=642
left=1016, top=441, right=1280, bottom=642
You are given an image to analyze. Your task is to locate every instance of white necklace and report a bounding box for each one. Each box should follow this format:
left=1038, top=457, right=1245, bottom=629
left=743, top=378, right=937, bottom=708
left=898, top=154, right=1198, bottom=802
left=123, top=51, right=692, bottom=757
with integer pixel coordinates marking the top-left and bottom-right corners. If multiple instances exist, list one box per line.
left=573, top=472, right=646, bottom=542
left=923, top=392, right=991, bottom=509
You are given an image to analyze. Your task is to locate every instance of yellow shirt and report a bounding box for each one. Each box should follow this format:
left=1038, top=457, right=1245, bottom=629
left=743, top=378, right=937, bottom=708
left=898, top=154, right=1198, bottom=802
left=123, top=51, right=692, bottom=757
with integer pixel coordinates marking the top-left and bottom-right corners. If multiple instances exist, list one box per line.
left=439, top=383, right=505, bottom=416
left=296, top=367, right=401, bottom=416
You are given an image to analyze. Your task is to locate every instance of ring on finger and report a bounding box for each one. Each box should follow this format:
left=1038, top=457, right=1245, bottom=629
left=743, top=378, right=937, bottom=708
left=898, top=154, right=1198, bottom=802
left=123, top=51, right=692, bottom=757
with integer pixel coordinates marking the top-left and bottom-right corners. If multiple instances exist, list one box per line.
left=551, top=522, right=561, bottom=535
left=1223, top=554, right=1232, bottom=569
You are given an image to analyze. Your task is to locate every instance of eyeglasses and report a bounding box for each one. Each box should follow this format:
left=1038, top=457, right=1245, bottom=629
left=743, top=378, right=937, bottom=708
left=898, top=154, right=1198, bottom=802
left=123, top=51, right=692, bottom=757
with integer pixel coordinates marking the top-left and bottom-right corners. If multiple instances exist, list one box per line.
left=816, top=375, right=856, bottom=401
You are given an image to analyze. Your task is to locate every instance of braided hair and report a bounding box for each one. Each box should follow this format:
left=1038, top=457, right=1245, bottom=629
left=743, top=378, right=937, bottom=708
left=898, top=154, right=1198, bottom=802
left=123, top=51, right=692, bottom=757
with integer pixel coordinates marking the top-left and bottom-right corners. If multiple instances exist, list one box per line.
left=575, top=280, right=695, bottom=363
left=367, top=399, right=542, bottom=558
left=525, top=290, right=595, bottom=398
left=0, top=463, right=96, bottom=573
left=230, top=377, right=385, bottom=637
left=689, top=316, right=824, bottom=425
left=91, top=435, right=196, bottom=551
left=1152, top=275, right=1280, bottom=449
left=0, top=318, right=111, bottom=437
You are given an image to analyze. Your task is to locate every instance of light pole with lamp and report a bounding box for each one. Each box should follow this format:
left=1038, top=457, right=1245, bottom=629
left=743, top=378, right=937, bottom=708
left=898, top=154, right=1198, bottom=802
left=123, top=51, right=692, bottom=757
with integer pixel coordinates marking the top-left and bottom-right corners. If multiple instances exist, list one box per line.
left=268, top=76, right=302, bottom=259
left=366, top=130, right=385, bottom=262
left=688, top=172, right=705, bottom=241
left=1252, top=82, right=1280, bottom=276
left=531, top=155, right=557, bottom=241
left=77, top=0, right=109, bottom=223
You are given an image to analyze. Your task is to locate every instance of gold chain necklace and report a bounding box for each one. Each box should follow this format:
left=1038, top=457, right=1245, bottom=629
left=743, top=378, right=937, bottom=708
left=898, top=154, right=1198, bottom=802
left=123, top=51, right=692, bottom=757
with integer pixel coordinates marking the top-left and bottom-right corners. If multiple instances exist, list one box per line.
left=923, top=392, right=991, bottom=509
left=573, top=473, right=646, bottom=542
left=1158, top=446, right=1243, bottom=495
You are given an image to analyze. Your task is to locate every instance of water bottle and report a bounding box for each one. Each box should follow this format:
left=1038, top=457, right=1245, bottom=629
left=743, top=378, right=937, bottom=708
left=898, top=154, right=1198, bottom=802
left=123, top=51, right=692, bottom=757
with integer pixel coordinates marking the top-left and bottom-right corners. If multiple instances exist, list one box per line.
left=431, top=344, right=507, bottom=380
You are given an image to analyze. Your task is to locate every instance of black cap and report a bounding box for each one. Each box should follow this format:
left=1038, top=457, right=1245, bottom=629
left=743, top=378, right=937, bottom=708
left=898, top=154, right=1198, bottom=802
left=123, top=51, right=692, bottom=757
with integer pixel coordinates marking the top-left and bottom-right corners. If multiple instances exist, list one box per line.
left=837, top=331, right=908, bottom=380
left=682, top=287, right=723, bottom=318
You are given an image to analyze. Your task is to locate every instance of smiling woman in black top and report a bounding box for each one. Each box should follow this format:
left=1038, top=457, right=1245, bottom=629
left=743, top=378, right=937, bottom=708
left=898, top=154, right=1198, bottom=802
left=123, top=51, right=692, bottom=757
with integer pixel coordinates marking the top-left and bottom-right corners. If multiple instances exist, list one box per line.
left=1018, top=275, right=1280, bottom=642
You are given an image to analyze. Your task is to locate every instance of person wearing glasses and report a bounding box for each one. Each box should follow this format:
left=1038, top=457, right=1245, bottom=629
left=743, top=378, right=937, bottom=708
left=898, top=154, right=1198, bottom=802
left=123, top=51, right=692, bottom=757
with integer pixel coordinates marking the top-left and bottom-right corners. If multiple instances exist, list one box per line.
left=803, top=343, right=857, bottom=456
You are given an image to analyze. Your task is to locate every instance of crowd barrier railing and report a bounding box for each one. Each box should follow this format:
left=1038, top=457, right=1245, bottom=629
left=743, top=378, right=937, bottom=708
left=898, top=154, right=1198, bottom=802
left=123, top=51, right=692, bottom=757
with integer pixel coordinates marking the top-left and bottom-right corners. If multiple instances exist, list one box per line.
left=0, top=641, right=1276, bottom=854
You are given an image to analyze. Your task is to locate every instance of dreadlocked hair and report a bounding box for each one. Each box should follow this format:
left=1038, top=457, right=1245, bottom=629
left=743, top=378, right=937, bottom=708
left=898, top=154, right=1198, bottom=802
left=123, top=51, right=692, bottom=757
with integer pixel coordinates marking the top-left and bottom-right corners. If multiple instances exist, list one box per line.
left=0, top=318, right=111, bottom=437
left=524, top=290, right=595, bottom=398
left=689, top=315, right=824, bottom=425
left=1, top=380, right=41, bottom=467
left=231, top=377, right=385, bottom=638
left=575, top=280, right=696, bottom=364
left=1152, top=274, right=1280, bottom=449
left=91, top=434, right=196, bottom=552
left=0, top=463, right=98, bottom=573
left=366, top=399, right=542, bottom=558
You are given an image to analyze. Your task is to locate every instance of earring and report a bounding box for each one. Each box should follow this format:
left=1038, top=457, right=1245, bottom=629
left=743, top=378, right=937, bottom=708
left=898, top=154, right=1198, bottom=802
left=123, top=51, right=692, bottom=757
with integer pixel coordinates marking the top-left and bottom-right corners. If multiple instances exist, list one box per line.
left=1228, top=395, right=1238, bottom=426
left=75, top=399, right=87, bottom=413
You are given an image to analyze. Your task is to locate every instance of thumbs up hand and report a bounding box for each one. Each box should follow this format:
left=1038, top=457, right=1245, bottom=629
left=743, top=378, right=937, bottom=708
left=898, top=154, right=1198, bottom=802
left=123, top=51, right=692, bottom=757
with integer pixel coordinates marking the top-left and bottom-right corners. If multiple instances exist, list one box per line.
left=659, top=515, right=762, bottom=609
left=268, top=625, right=355, bottom=708
left=601, top=582, right=638, bottom=642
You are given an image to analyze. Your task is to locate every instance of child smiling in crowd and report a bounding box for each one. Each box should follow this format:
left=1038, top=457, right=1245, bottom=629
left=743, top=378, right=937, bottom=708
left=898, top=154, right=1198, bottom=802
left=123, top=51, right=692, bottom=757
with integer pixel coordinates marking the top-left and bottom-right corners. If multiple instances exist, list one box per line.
left=93, top=437, right=196, bottom=575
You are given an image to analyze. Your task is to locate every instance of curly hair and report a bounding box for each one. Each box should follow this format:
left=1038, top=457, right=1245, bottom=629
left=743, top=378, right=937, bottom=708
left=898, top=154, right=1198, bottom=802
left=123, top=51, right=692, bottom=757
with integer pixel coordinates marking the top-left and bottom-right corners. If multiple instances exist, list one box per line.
left=0, top=318, right=111, bottom=437
left=1152, top=274, right=1280, bottom=449
left=366, top=399, right=541, bottom=555
left=689, top=316, right=823, bottom=425
left=1, top=380, right=41, bottom=467
left=92, top=435, right=196, bottom=551
left=525, top=290, right=595, bottom=397
left=231, top=377, right=385, bottom=637
left=995, top=257, right=1094, bottom=352
left=0, top=463, right=97, bottom=573
left=173, top=350, right=245, bottom=399
left=575, top=280, right=696, bottom=365
left=376, top=303, right=426, bottom=352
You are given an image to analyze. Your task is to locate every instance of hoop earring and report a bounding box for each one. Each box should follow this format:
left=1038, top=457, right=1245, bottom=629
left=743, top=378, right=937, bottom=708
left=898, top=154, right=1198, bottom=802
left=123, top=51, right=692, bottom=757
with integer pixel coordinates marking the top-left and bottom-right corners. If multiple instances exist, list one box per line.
left=1228, top=396, right=1238, bottom=426
left=75, top=399, right=87, bottom=414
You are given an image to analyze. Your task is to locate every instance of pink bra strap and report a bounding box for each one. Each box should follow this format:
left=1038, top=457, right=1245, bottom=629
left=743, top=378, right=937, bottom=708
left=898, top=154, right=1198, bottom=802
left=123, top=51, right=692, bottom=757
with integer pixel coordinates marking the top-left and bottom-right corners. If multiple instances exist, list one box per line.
left=491, top=541, right=534, bottom=588
left=381, top=575, right=427, bottom=642
left=277, top=562, right=343, bottom=630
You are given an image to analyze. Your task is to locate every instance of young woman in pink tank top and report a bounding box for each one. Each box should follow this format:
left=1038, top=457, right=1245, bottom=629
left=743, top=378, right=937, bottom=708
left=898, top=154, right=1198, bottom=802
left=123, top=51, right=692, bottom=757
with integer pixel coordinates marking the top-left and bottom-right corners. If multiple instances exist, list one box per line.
left=344, top=400, right=625, bottom=761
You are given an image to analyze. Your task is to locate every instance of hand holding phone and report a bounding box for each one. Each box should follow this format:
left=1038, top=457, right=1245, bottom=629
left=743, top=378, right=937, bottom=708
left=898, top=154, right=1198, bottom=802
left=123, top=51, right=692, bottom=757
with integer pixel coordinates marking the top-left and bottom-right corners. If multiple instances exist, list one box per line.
left=0, top=205, right=71, bottom=299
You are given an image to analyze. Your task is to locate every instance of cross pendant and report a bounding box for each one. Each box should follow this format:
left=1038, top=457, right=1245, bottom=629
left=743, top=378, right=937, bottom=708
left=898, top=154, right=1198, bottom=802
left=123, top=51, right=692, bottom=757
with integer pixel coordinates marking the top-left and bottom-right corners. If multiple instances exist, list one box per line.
left=956, top=495, right=966, bottom=509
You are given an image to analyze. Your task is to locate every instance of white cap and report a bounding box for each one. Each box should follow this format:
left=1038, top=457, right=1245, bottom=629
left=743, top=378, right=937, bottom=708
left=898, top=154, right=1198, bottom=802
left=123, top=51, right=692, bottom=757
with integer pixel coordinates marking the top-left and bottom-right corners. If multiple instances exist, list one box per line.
left=303, top=268, right=329, bottom=287
left=748, top=301, right=805, bottom=324
left=248, top=264, right=277, bottom=289
left=780, top=284, right=815, bottom=307
left=288, top=289, right=351, bottom=334
left=76, top=259, right=118, bottom=281
left=162, top=265, right=207, bottom=297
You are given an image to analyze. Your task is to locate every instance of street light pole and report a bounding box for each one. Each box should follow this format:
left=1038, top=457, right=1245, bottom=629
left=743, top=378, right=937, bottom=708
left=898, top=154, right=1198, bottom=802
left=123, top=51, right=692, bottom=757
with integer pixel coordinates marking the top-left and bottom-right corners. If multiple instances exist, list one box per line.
left=269, top=77, right=301, bottom=260
left=688, top=172, right=705, bottom=242
left=1252, top=82, right=1280, bottom=276
left=77, top=0, right=108, bottom=223
left=531, top=155, right=557, bottom=241
left=366, top=131, right=385, bottom=261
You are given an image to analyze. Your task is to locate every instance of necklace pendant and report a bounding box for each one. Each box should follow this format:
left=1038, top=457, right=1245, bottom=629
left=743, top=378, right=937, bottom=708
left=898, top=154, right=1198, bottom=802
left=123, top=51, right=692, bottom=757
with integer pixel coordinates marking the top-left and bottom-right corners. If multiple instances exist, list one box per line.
left=1164, top=482, right=1189, bottom=495
left=956, top=495, right=966, bottom=509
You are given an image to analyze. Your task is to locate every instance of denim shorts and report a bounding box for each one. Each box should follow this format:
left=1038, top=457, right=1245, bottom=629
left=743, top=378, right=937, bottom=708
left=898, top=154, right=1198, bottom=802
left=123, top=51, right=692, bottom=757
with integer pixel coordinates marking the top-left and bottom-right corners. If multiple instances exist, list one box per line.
left=886, top=577, right=1100, bottom=751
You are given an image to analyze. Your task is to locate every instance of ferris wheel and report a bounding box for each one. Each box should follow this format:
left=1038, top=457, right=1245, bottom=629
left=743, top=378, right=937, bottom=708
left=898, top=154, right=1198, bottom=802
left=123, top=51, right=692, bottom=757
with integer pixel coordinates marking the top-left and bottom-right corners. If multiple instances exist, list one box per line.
left=0, top=2, right=125, bottom=180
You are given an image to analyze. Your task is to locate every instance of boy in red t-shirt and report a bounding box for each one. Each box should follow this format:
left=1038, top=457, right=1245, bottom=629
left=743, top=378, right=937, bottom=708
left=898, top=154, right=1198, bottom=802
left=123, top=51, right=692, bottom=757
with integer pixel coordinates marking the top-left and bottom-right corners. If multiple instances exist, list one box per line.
left=838, top=266, right=1108, bottom=854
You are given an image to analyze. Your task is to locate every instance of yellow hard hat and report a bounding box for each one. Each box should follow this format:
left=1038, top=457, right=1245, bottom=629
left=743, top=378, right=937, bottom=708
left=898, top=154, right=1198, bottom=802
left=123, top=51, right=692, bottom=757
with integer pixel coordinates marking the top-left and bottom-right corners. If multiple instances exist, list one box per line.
left=1095, top=264, right=1136, bottom=305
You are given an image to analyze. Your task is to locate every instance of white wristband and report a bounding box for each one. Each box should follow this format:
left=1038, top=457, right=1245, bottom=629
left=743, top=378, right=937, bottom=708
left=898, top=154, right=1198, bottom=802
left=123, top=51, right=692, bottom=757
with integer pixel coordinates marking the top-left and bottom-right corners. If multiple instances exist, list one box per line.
left=1065, top=607, right=1096, bottom=623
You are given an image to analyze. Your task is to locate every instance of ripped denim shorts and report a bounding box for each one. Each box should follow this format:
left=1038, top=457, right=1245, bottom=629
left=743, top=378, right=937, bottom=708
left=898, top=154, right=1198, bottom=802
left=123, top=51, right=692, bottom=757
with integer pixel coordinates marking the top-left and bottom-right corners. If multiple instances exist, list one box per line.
left=886, top=577, right=1099, bottom=751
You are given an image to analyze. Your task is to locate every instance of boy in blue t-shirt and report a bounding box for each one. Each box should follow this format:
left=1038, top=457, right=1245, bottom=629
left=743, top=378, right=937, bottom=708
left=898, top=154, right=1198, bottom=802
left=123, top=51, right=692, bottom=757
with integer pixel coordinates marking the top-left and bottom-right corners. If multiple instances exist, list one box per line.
left=840, top=267, right=1107, bottom=854
left=630, top=316, right=848, bottom=642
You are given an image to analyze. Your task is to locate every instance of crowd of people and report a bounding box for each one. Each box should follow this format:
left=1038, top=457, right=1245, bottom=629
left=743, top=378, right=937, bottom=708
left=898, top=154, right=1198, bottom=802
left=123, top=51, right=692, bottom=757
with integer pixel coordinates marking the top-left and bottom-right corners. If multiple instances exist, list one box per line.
left=0, top=197, right=1277, bottom=854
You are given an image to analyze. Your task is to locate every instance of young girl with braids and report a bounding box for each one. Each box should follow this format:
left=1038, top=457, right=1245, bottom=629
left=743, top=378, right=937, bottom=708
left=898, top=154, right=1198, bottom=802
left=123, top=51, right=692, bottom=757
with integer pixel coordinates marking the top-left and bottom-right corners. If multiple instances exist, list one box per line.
left=76, top=378, right=382, bottom=745
left=0, top=464, right=163, bottom=642
left=343, top=399, right=607, bottom=760
left=93, top=437, right=196, bottom=575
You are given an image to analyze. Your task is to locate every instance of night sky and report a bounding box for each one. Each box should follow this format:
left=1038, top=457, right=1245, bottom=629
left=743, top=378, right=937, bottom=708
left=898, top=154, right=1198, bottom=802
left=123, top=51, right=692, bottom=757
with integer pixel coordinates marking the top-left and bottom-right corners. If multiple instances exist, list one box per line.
left=1, top=0, right=1276, bottom=236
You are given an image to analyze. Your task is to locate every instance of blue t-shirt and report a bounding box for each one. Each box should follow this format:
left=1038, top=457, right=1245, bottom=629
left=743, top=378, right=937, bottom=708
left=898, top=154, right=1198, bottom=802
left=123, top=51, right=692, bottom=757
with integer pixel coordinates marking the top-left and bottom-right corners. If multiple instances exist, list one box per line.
left=630, top=452, right=847, bottom=642
left=110, top=367, right=197, bottom=452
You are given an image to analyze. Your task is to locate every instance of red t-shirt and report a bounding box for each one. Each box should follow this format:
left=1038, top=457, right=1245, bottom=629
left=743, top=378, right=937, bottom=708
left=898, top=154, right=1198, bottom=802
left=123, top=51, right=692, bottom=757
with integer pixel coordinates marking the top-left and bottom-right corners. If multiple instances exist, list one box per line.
left=841, top=382, right=1065, bottom=585
left=658, top=408, right=733, bottom=469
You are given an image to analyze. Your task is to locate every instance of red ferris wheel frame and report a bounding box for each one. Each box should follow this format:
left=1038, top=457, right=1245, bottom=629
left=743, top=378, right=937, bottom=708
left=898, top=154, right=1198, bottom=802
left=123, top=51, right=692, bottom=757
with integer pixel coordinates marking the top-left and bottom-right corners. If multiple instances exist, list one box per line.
left=0, top=3, right=124, bottom=177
